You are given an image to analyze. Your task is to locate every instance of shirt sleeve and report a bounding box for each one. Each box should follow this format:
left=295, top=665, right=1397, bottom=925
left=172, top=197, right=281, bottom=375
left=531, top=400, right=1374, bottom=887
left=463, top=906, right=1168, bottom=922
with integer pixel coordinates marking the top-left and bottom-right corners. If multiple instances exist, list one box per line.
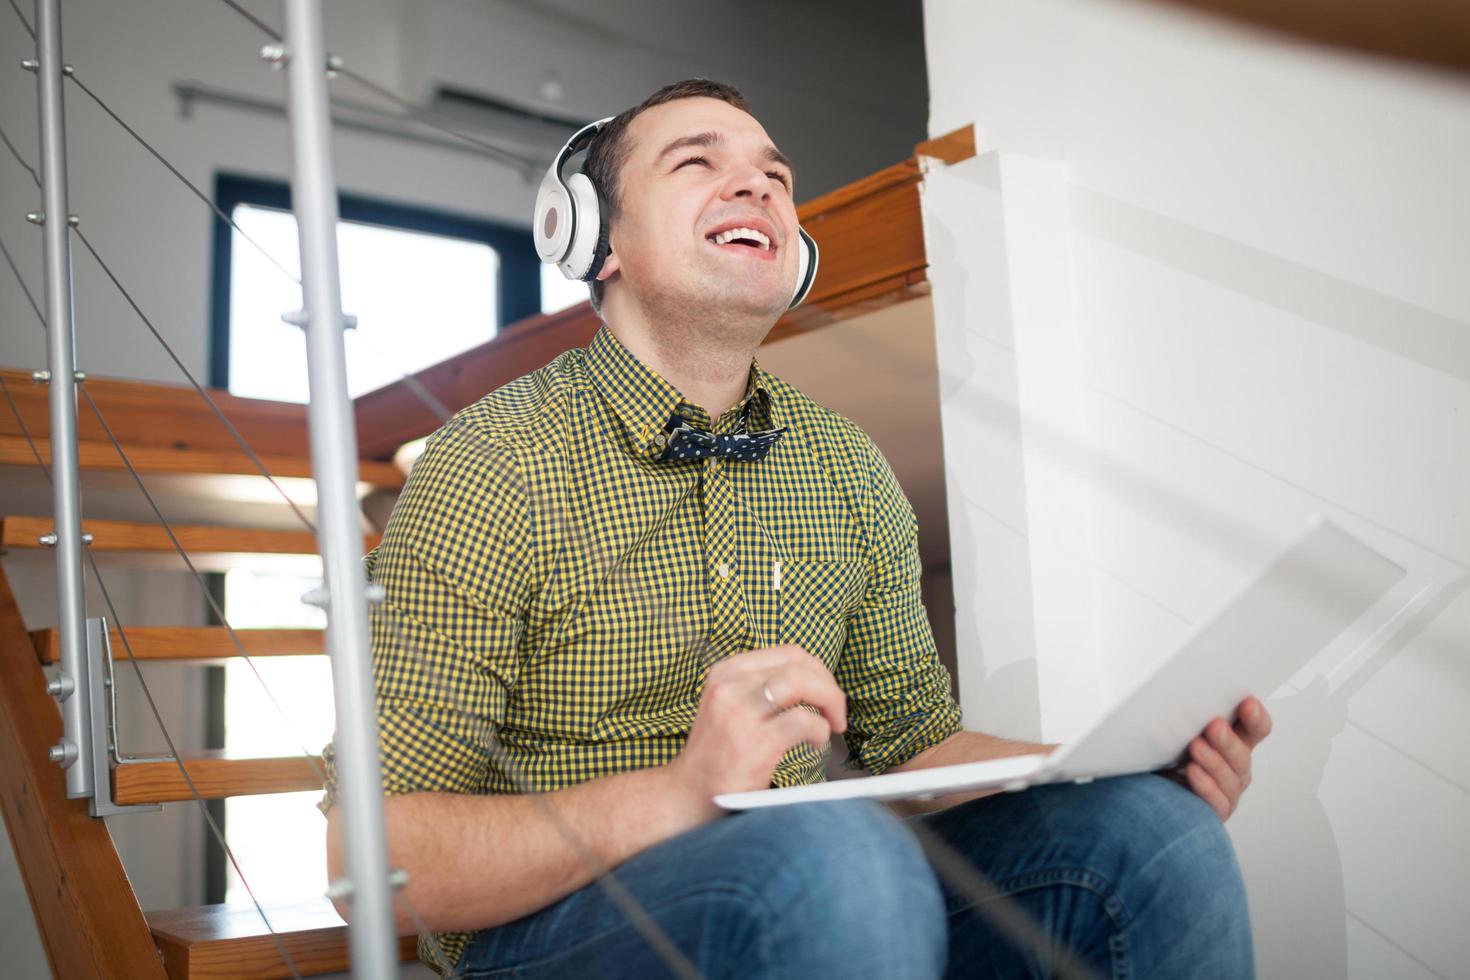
left=320, top=416, right=535, bottom=811
left=833, top=436, right=963, bottom=774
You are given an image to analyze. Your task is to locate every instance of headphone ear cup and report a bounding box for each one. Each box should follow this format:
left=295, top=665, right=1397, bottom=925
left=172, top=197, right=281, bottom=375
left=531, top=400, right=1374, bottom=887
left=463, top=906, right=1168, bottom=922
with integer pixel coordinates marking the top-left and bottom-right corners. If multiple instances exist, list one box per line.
left=789, top=226, right=819, bottom=309
left=560, top=172, right=604, bottom=281
left=533, top=172, right=573, bottom=265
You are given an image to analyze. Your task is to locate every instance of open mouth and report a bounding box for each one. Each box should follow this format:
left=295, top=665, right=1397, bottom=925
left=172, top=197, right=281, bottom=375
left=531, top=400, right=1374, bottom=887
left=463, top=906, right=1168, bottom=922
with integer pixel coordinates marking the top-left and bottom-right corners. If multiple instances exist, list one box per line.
left=705, top=225, right=776, bottom=257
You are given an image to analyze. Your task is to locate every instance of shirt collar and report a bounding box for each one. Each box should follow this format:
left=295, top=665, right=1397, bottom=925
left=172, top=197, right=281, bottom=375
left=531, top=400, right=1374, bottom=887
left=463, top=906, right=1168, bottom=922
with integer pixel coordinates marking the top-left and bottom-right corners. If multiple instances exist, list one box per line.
left=585, top=325, right=781, bottom=460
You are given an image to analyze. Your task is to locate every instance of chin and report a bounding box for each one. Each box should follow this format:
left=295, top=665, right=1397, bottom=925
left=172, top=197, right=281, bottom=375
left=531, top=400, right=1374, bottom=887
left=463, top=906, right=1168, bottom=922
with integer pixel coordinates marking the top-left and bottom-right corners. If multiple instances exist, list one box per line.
left=703, top=271, right=791, bottom=320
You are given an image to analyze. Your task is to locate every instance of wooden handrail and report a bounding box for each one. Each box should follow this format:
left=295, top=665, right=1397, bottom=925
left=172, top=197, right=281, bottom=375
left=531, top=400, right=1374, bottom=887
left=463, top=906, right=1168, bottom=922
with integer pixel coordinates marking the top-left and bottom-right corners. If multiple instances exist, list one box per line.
left=0, top=567, right=168, bottom=977
left=1149, top=0, right=1470, bottom=75
left=351, top=126, right=978, bottom=459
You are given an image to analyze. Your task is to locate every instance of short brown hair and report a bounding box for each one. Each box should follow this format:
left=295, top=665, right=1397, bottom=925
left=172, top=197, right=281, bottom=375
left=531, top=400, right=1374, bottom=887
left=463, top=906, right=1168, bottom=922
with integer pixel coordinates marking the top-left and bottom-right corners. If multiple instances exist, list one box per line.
left=583, top=79, right=753, bottom=310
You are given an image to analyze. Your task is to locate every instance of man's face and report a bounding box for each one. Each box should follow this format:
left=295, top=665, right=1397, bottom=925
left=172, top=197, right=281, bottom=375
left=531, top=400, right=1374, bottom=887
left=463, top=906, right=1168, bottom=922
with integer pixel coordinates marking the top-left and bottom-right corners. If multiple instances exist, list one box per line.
left=598, top=97, right=800, bottom=321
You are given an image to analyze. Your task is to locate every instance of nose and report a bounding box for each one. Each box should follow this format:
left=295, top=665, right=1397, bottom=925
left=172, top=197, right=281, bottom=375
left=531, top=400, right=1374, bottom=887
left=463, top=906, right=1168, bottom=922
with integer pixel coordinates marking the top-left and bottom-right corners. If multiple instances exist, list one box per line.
left=721, top=160, right=774, bottom=202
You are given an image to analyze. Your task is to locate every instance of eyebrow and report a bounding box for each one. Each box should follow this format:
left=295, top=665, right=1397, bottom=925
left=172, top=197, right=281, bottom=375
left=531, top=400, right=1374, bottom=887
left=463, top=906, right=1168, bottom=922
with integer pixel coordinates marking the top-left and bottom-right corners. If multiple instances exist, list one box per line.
left=654, top=130, right=795, bottom=178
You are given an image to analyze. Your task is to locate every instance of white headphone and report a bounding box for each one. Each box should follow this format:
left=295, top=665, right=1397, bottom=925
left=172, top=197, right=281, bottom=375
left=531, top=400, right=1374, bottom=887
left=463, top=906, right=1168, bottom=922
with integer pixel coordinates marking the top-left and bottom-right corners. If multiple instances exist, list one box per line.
left=533, top=117, right=819, bottom=309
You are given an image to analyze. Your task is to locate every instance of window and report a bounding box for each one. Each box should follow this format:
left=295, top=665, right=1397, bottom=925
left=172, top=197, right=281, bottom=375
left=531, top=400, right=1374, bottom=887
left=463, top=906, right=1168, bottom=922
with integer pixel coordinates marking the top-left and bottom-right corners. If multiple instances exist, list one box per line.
left=207, top=176, right=547, bottom=903
left=210, top=174, right=542, bottom=401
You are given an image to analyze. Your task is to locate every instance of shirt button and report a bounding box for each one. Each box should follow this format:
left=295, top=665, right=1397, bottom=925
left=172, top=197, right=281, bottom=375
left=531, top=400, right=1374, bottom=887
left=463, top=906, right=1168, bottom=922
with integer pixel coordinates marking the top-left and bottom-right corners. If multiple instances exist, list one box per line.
left=717, top=562, right=730, bottom=580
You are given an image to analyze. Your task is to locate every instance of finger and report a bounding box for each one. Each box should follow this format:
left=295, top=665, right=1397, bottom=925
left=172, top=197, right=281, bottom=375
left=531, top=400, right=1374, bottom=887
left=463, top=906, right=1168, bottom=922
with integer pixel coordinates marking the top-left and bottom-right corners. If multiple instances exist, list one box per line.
left=1205, top=718, right=1252, bottom=785
left=762, top=666, right=847, bottom=733
left=1233, top=697, right=1273, bottom=749
left=771, top=704, right=834, bottom=757
left=1184, top=762, right=1231, bottom=821
left=1190, top=735, right=1243, bottom=807
left=718, top=644, right=815, bottom=676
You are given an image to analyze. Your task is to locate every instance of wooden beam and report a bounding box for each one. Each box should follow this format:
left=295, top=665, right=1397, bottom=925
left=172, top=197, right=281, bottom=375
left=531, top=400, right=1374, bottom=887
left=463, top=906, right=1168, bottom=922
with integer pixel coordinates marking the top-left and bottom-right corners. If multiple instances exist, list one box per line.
left=0, top=567, right=168, bottom=978
left=112, top=753, right=324, bottom=806
left=0, top=515, right=380, bottom=557
left=352, top=302, right=603, bottom=462
left=31, top=627, right=325, bottom=664
left=148, top=899, right=418, bottom=979
left=352, top=127, right=980, bottom=459
left=1148, top=0, right=1470, bottom=75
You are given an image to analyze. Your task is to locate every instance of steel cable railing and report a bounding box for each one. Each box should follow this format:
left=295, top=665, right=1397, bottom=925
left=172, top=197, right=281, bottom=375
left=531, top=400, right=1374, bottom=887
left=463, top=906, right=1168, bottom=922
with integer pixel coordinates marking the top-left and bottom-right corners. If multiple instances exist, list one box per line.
left=2, top=4, right=1109, bottom=977
left=217, top=0, right=546, bottom=175
left=5, top=83, right=706, bottom=967
left=0, top=242, right=309, bottom=980
left=0, top=206, right=330, bottom=793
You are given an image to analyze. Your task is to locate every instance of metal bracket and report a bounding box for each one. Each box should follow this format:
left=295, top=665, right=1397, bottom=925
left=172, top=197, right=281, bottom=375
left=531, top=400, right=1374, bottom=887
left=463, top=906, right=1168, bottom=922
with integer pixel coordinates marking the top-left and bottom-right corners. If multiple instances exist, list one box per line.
left=282, top=309, right=358, bottom=330
left=83, top=618, right=163, bottom=816
left=326, top=868, right=408, bottom=903
left=38, top=531, right=92, bottom=546
left=303, top=581, right=385, bottom=609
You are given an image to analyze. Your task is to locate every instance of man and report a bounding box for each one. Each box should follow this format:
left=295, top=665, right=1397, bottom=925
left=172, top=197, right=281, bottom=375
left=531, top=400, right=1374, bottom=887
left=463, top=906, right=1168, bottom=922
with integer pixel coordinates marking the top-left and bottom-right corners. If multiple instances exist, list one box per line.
left=324, top=79, right=1271, bottom=978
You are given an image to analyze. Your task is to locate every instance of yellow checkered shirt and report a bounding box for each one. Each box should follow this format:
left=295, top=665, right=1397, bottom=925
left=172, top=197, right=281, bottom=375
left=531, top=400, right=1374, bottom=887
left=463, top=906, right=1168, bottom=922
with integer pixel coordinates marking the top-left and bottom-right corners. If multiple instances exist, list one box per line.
left=323, top=325, right=962, bottom=971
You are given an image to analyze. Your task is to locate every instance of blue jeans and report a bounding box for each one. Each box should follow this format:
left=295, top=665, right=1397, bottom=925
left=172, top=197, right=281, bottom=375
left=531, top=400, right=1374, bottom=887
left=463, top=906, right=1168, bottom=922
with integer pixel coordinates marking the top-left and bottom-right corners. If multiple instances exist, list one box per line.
left=456, top=774, right=1253, bottom=978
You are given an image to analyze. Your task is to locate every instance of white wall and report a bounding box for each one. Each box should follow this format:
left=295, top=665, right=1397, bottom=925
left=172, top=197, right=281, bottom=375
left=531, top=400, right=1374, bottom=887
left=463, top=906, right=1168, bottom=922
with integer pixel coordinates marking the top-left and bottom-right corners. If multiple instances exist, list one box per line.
left=922, top=1, right=1470, bottom=977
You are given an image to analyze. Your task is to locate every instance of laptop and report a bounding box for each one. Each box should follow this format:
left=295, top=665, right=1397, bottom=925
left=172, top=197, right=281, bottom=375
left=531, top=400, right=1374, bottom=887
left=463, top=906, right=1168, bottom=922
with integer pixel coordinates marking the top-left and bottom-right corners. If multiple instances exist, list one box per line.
left=714, top=517, right=1406, bottom=810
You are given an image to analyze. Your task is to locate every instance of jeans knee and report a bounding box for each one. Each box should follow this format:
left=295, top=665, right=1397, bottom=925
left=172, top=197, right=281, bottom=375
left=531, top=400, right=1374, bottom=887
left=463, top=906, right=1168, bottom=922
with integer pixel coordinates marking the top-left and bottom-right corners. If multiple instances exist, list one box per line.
left=737, top=800, right=947, bottom=978
left=1098, top=777, right=1252, bottom=955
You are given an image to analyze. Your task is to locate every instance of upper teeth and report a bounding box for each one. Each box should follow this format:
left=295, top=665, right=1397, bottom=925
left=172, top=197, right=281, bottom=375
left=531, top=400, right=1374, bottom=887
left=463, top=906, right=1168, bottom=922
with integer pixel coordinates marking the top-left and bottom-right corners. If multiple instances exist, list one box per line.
left=710, top=227, right=771, bottom=249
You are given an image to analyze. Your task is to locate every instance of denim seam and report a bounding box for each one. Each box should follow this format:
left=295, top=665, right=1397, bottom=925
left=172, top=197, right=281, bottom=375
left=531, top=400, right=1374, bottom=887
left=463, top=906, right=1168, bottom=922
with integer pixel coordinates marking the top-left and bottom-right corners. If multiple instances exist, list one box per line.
left=456, top=880, right=774, bottom=979
left=946, top=865, right=1133, bottom=980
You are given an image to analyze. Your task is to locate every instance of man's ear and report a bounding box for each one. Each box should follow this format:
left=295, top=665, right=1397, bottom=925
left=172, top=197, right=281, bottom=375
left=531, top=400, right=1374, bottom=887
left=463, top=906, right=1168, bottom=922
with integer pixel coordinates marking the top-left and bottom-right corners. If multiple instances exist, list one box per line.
left=597, top=245, right=620, bottom=281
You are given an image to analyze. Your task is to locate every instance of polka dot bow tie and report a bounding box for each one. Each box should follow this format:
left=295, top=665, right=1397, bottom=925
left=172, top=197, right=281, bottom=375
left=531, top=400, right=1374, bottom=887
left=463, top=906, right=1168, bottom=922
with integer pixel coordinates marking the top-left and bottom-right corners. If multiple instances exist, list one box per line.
left=655, top=413, right=787, bottom=463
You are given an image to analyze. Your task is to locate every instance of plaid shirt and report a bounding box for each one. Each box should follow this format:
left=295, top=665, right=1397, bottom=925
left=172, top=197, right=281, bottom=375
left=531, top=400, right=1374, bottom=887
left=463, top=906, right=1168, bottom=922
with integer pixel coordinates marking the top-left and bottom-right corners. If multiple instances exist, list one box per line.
left=324, top=325, right=962, bottom=970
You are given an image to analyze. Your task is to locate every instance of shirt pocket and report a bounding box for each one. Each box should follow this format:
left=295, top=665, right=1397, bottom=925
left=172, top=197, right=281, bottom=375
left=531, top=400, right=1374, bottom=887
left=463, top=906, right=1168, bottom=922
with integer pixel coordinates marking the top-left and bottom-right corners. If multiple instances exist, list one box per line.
left=778, top=558, right=868, bottom=670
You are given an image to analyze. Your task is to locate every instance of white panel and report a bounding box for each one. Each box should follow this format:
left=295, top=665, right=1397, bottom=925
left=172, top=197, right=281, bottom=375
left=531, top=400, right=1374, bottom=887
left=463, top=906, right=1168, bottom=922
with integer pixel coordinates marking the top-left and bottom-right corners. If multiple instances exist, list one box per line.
left=923, top=154, right=1104, bottom=742
left=1344, top=583, right=1470, bottom=791
left=923, top=2, right=1470, bottom=976
left=1323, top=726, right=1470, bottom=977
left=1345, top=914, right=1443, bottom=980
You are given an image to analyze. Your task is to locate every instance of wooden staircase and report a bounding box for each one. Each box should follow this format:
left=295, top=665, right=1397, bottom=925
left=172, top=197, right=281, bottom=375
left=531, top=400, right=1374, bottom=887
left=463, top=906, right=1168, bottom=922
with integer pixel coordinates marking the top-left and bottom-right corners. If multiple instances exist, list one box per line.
left=0, top=381, right=408, bottom=977
left=0, top=128, right=977, bottom=978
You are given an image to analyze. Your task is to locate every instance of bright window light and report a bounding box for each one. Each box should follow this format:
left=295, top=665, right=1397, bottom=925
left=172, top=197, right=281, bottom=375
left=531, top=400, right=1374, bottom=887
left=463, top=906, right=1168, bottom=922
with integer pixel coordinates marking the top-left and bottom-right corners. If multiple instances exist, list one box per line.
left=228, top=204, right=499, bottom=402
left=540, top=262, right=590, bottom=315
left=222, top=568, right=333, bottom=905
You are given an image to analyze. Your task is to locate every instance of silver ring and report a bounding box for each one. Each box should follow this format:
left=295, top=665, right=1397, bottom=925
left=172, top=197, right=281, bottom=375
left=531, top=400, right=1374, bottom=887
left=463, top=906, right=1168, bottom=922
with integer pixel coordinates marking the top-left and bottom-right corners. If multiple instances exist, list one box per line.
left=762, top=683, right=781, bottom=713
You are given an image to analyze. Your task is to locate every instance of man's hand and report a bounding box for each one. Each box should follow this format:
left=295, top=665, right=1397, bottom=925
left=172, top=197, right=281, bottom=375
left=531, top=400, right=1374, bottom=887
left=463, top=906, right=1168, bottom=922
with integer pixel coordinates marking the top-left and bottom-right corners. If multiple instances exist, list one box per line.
left=666, top=644, right=847, bottom=817
left=1180, top=696, right=1273, bottom=821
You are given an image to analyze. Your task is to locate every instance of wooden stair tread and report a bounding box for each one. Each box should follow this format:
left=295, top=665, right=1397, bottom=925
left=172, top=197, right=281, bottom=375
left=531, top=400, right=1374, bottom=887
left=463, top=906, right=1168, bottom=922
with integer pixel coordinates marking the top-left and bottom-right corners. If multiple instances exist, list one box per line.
left=0, top=368, right=404, bottom=491
left=30, top=626, right=325, bottom=664
left=113, top=752, right=324, bottom=805
left=0, top=433, right=404, bottom=490
left=148, top=898, right=417, bottom=979
left=0, top=515, right=380, bottom=556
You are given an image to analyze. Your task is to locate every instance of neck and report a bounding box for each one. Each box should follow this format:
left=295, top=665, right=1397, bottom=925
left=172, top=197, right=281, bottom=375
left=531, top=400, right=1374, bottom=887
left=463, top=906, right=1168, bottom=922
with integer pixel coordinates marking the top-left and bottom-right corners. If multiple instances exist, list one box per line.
left=602, top=289, right=775, bottom=419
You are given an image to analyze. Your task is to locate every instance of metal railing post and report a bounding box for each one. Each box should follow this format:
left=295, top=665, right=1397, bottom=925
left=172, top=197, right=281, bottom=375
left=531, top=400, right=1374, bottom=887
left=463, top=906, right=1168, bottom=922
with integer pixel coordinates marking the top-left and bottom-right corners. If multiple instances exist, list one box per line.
left=34, top=0, right=94, bottom=801
left=278, top=1, right=397, bottom=975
